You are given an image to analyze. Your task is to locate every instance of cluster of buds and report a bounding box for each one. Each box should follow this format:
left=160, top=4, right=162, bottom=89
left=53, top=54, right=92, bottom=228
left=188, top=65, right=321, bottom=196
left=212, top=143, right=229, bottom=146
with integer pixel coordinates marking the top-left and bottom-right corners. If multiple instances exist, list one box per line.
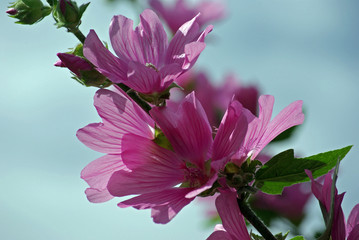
left=52, top=0, right=89, bottom=29
left=7, top=0, right=51, bottom=25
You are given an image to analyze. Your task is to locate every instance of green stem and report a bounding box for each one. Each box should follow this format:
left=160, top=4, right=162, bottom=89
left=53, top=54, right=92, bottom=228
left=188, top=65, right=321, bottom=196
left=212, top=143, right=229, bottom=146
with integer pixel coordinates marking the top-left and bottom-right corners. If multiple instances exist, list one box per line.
left=69, top=27, right=86, bottom=44
left=117, top=83, right=152, bottom=114
left=237, top=198, right=278, bottom=240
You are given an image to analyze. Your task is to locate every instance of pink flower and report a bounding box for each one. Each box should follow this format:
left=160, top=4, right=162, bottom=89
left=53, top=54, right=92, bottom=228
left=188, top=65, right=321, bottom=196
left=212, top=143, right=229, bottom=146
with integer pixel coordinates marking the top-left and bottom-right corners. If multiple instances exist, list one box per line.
left=207, top=191, right=251, bottom=240
left=106, top=92, right=248, bottom=223
left=230, top=95, right=304, bottom=167
left=306, top=170, right=346, bottom=240
left=83, top=9, right=212, bottom=94
left=77, top=86, right=155, bottom=203
left=252, top=183, right=311, bottom=221
left=149, top=0, right=226, bottom=34
left=347, top=204, right=359, bottom=240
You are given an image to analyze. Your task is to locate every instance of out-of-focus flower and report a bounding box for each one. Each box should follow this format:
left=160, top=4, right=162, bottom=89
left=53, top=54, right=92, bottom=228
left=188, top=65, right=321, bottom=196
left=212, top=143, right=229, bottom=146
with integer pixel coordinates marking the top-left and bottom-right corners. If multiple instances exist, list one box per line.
left=55, top=53, right=110, bottom=87
left=106, top=92, right=248, bottom=224
left=207, top=191, right=250, bottom=240
left=53, top=0, right=89, bottom=29
left=7, top=0, right=51, bottom=25
left=149, top=0, right=226, bottom=34
left=83, top=9, right=212, bottom=96
left=77, top=86, right=155, bottom=203
left=251, top=183, right=311, bottom=222
left=306, top=170, right=346, bottom=240
left=174, top=71, right=259, bottom=126
left=347, top=204, right=359, bottom=240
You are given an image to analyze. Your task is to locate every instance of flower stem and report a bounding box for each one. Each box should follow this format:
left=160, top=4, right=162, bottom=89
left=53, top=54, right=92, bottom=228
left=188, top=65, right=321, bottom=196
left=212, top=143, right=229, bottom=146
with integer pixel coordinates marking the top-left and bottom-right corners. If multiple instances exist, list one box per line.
left=117, top=83, right=152, bottom=114
left=68, top=27, right=86, bottom=44
left=237, top=198, right=278, bottom=240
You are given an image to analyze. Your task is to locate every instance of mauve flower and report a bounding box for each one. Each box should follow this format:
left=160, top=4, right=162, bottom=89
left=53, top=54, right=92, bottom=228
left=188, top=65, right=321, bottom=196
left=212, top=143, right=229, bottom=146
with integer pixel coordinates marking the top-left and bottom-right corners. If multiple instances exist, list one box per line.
left=207, top=191, right=250, bottom=240
left=83, top=9, right=212, bottom=94
left=252, top=182, right=311, bottom=221
left=173, top=71, right=259, bottom=126
left=149, top=0, right=226, bottom=34
left=347, top=204, right=359, bottom=240
left=106, top=92, right=248, bottom=223
left=306, top=170, right=346, bottom=240
left=77, top=86, right=155, bottom=203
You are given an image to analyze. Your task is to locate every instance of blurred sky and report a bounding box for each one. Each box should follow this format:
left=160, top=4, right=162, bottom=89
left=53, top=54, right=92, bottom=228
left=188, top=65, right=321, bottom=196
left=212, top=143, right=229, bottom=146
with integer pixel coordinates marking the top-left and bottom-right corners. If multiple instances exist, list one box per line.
left=1, top=0, right=359, bottom=239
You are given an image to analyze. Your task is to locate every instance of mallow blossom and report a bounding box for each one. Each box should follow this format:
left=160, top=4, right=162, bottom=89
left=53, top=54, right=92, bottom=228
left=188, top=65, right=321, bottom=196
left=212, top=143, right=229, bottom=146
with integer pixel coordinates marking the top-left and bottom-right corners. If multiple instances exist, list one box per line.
left=149, top=0, right=226, bottom=34
left=207, top=191, right=250, bottom=240
left=77, top=86, right=155, bottom=203
left=106, top=92, right=248, bottom=223
left=83, top=9, right=212, bottom=95
left=306, top=170, right=359, bottom=240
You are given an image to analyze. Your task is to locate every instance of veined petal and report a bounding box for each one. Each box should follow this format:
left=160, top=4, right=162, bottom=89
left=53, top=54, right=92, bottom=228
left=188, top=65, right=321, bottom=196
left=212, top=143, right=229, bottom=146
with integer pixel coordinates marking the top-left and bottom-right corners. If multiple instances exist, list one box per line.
left=126, top=61, right=163, bottom=93
left=182, top=41, right=206, bottom=70
left=212, top=100, right=248, bottom=163
left=207, top=226, right=232, bottom=240
left=159, top=63, right=183, bottom=87
left=215, top=192, right=251, bottom=240
left=118, top=188, right=194, bottom=224
left=185, top=174, right=218, bottom=199
left=348, top=225, right=359, bottom=240
left=150, top=92, right=212, bottom=167
left=81, top=154, right=126, bottom=203
left=166, top=15, right=201, bottom=65
left=94, top=86, right=155, bottom=139
left=107, top=134, right=184, bottom=197
left=136, top=9, right=168, bottom=66
left=347, top=204, right=359, bottom=236
left=84, top=30, right=127, bottom=83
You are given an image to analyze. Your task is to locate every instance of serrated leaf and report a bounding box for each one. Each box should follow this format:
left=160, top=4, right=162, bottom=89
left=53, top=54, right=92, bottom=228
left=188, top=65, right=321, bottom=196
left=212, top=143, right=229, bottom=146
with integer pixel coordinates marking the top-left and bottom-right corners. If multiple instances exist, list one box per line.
left=255, top=146, right=352, bottom=194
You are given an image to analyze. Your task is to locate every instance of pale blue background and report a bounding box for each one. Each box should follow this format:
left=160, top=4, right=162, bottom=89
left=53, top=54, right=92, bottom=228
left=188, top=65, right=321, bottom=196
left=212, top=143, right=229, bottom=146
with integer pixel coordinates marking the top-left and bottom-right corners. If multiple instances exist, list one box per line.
left=1, top=0, right=358, bottom=239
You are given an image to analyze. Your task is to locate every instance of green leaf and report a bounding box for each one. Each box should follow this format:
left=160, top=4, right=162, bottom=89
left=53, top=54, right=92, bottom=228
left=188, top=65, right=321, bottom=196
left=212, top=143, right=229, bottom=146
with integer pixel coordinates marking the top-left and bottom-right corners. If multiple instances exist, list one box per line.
left=255, top=146, right=352, bottom=194
left=290, top=237, right=305, bottom=240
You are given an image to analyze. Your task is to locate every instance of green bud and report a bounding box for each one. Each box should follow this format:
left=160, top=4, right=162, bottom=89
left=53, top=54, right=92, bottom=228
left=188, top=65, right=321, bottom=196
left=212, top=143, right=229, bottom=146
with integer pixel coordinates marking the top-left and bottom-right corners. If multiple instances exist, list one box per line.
left=53, top=0, right=89, bottom=29
left=7, top=0, right=51, bottom=25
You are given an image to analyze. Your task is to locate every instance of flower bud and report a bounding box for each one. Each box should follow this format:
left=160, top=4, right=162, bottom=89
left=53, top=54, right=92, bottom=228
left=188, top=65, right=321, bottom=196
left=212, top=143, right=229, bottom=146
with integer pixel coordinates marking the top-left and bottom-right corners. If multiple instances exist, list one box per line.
left=55, top=53, right=111, bottom=88
left=53, top=0, right=89, bottom=29
left=7, top=0, right=51, bottom=25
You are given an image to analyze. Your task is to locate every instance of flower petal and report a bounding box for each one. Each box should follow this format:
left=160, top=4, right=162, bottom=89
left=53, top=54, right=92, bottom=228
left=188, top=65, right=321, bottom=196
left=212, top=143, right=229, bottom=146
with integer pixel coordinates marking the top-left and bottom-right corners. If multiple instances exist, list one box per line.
left=215, top=191, right=251, bottom=240
left=81, top=154, right=126, bottom=203
left=212, top=100, right=248, bottom=164
left=118, top=188, right=194, bottom=224
left=126, top=61, right=163, bottom=93
left=348, top=225, right=359, bottom=240
left=347, top=204, right=359, bottom=236
left=150, top=92, right=212, bottom=167
left=107, top=134, right=184, bottom=197
left=84, top=30, right=127, bottom=83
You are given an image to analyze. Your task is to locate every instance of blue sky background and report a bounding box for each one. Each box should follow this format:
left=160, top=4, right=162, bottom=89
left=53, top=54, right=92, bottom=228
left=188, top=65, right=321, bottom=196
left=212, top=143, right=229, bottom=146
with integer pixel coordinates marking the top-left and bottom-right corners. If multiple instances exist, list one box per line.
left=1, top=0, right=359, bottom=239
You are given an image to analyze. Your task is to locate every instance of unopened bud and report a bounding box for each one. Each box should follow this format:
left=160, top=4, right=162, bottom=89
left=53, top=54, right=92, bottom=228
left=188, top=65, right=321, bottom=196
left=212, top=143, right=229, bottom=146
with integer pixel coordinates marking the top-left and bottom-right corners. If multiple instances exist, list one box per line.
left=53, top=0, right=89, bottom=29
left=55, top=53, right=111, bottom=88
left=7, top=0, right=51, bottom=25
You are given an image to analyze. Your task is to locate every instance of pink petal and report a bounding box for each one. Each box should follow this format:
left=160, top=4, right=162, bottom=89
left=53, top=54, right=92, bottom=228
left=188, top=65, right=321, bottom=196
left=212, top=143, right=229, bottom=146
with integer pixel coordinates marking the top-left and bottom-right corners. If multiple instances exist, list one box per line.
left=107, top=134, right=184, bottom=197
left=347, top=204, right=359, bottom=236
left=81, top=154, right=126, bottom=203
left=160, top=63, right=183, bottom=87
left=215, top=192, right=251, bottom=240
left=197, top=1, right=226, bottom=26
left=109, top=9, right=168, bottom=66
left=77, top=87, right=154, bottom=153
left=126, top=61, right=163, bottom=93
left=118, top=188, right=194, bottom=224
left=212, top=100, right=248, bottom=164
left=150, top=92, right=212, bottom=167
left=182, top=41, right=206, bottom=70
left=185, top=174, right=218, bottom=199
left=165, top=15, right=200, bottom=65
left=348, top=225, right=359, bottom=240
left=207, top=228, right=233, bottom=240
left=83, top=30, right=127, bottom=83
